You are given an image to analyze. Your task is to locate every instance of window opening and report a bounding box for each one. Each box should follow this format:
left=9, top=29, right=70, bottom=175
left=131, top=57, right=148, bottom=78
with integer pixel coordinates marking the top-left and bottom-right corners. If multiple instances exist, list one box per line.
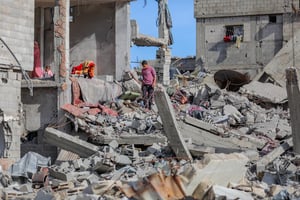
left=269, top=15, right=277, bottom=23
left=223, top=25, right=244, bottom=43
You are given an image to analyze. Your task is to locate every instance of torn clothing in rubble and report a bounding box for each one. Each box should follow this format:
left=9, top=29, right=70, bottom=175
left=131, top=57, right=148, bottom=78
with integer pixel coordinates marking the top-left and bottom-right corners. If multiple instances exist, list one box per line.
left=71, top=60, right=95, bottom=78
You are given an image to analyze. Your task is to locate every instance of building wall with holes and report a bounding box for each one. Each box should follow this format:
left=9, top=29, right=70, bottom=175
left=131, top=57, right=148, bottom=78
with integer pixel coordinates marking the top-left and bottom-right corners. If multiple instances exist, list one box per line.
left=196, top=15, right=285, bottom=73
left=194, top=0, right=300, bottom=75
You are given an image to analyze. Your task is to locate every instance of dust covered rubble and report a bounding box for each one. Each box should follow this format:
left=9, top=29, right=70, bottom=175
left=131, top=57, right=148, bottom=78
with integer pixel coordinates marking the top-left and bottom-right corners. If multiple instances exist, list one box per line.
left=1, top=72, right=300, bottom=199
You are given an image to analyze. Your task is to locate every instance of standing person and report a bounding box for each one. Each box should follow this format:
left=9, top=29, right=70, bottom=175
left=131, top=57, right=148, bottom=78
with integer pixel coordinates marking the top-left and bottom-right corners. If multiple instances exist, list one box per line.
left=141, top=60, right=156, bottom=110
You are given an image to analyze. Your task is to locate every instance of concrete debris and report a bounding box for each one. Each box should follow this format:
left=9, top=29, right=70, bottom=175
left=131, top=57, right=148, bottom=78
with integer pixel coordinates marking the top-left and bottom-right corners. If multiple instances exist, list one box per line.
left=240, top=81, right=288, bottom=104
left=205, top=185, right=254, bottom=200
left=154, top=85, right=192, bottom=160
left=2, top=73, right=300, bottom=200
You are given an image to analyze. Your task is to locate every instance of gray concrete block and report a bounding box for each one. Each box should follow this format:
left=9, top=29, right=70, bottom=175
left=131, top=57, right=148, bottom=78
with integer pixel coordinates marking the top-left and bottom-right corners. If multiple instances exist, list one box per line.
left=108, top=140, right=118, bottom=149
left=86, top=174, right=100, bottom=184
left=18, top=183, right=33, bottom=193
left=72, top=159, right=83, bottom=170
left=34, top=186, right=56, bottom=200
left=115, top=155, right=132, bottom=165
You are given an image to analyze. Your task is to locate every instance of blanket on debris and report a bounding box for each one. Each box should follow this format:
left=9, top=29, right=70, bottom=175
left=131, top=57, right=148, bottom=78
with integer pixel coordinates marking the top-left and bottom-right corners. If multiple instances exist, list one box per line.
left=76, top=77, right=122, bottom=104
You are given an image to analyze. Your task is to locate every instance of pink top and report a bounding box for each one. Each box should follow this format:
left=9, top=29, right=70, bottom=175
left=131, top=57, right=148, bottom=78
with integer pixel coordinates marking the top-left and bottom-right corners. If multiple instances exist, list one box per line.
left=43, top=70, right=54, bottom=78
left=142, top=66, right=156, bottom=86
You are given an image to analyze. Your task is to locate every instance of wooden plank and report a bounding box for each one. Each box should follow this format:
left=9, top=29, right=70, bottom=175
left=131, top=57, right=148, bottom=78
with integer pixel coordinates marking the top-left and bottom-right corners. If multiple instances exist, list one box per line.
left=154, top=86, right=192, bottom=160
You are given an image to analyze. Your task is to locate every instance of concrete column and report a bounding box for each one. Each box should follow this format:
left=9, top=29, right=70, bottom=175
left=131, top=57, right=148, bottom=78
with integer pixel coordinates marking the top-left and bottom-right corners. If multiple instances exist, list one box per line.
left=195, top=18, right=206, bottom=71
left=40, top=8, right=45, bottom=68
left=286, top=67, right=300, bottom=154
left=156, top=47, right=171, bottom=85
left=53, top=0, right=71, bottom=130
left=115, top=2, right=130, bottom=80
left=156, top=0, right=170, bottom=85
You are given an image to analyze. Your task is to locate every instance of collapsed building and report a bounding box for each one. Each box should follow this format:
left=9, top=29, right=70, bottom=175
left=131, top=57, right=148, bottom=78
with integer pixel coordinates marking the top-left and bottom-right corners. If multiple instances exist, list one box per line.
left=0, top=0, right=300, bottom=199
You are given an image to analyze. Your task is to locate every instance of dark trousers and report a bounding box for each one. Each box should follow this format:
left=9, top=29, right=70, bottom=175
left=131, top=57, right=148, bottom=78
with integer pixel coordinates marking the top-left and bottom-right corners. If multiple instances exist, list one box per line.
left=142, top=85, right=154, bottom=110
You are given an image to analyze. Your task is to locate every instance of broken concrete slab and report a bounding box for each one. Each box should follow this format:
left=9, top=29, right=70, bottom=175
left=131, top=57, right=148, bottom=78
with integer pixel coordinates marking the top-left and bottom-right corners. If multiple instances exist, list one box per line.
left=176, top=153, right=249, bottom=196
left=240, top=81, right=287, bottom=104
left=205, top=185, right=254, bottom=200
left=44, top=127, right=99, bottom=158
left=256, top=138, right=293, bottom=173
left=184, top=115, right=224, bottom=135
left=153, top=86, right=193, bottom=160
left=179, top=121, right=245, bottom=153
left=89, top=134, right=166, bottom=146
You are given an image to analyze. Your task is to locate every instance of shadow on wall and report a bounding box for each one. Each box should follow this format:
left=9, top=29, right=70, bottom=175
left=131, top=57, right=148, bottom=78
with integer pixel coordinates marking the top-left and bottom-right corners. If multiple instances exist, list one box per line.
left=254, top=19, right=283, bottom=61
left=209, top=42, right=234, bottom=64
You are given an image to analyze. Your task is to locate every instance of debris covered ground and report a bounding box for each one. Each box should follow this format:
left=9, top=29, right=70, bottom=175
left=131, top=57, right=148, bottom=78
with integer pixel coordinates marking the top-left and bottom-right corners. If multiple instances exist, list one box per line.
left=0, top=71, right=300, bottom=200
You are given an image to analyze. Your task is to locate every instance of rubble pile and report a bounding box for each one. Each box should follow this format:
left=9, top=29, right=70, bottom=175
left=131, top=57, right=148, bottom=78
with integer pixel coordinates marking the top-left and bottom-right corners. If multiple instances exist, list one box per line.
left=0, top=72, right=300, bottom=199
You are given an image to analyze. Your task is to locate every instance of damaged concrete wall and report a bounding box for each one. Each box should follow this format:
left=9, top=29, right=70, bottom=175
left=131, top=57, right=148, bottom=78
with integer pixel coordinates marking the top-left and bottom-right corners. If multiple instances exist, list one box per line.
left=21, top=87, right=57, bottom=132
left=43, top=2, right=130, bottom=80
left=196, top=14, right=283, bottom=74
left=0, top=0, right=35, bottom=70
left=194, top=0, right=289, bottom=19
left=21, top=86, right=58, bottom=162
left=68, top=4, right=115, bottom=77
left=0, top=71, right=23, bottom=160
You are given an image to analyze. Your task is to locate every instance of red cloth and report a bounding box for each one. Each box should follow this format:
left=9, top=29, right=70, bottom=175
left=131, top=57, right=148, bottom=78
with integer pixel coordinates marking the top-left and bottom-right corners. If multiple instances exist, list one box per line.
left=223, top=36, right=231, bottom=42
left=32, top=41, right=43, bottom=78
left=71, top=61, right=95, bottom=78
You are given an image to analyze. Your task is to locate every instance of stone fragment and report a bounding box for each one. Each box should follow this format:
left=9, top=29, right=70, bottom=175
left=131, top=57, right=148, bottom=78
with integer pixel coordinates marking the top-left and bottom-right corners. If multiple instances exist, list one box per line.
left=18, top=183, right=33, bottom=193
left=115, top=155, right=132, bottom=165
left=177, top=153, right=249, bottom=196
left=108, top=140, right=119, bottom=149
left=223, top=105, right=244, bottom=123
left=206, top=185, right=254, bottom=200
left=72, top=159, right=83, bottom=170
left=34, top=186, right=56, bottom=200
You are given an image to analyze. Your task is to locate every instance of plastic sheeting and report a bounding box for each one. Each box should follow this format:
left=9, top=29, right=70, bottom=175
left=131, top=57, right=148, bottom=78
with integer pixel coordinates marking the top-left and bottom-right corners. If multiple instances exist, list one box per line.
left=9, top=151, right=51, bottom=178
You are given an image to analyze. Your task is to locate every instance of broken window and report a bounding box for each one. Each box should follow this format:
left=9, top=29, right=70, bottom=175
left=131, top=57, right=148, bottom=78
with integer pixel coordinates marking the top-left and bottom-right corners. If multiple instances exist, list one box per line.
left=223, top=25, right=244, bottom=42
left=269, top=15, right=277, bottom=23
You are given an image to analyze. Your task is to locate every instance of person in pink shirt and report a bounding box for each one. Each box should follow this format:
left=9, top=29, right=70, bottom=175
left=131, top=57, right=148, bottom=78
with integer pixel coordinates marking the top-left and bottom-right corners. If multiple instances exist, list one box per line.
left=43, top=65, right=54, bottom=78
left=141, top=60, right=156, bottom=110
